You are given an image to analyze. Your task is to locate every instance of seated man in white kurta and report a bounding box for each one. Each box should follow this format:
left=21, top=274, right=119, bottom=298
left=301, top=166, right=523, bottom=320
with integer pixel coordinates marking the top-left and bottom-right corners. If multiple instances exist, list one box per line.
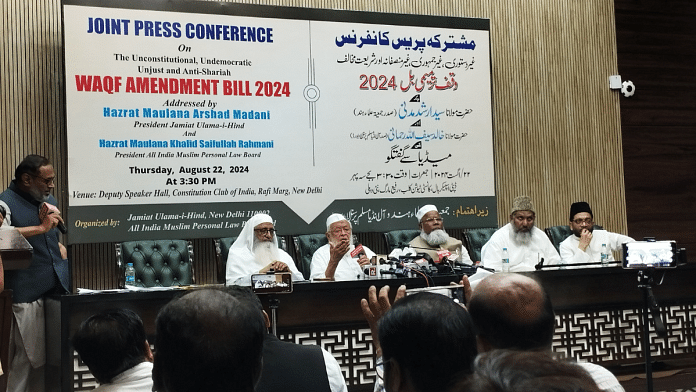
left=310, top=213, right=375, bottom=281
left=481, top=196, right=561, bottom=272
left=560, top=201, right=634, bottom=266
left=408, top=204, right=473, bottom=264
left=226, top=213, right=303, bottom=286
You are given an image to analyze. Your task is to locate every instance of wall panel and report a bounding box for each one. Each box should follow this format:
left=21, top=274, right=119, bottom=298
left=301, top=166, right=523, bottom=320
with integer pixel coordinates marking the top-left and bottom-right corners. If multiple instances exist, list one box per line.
left=616, top=0, right=696, bottom=253
left=1, top=0, right=625, bottom=289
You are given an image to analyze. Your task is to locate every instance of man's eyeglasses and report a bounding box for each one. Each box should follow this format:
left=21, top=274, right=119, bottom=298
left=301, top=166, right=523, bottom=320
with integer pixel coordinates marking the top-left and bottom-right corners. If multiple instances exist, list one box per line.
left=331, top=227, right=351, bottom=235
left=375, top=358, right=391, bottom=380
left=31, top=174, right=55, bottom=186
left=572, top=218, right=593, bottom=225
left=422, top=217, right=443, bottom=224
left=254, top=228, right=276, bottom=235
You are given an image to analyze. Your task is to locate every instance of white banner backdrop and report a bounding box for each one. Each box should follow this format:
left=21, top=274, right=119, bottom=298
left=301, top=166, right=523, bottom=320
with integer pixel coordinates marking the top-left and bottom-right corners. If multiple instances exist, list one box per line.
left=63, top=1, right=495, bottom=243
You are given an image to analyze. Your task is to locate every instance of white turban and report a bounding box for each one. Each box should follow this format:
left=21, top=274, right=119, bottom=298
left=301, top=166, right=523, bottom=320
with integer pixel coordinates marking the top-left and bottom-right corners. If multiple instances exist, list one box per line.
left=326, top=213, right=350, bottom=231
left=231, top=213, right=275, bottom=252
left=416, top=205, right=438, bottom=222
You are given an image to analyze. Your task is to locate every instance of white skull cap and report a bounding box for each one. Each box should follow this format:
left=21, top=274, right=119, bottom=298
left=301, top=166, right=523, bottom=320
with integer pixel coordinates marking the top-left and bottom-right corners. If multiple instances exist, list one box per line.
left=326, top=213, right=350, bottom=230
left=416, top=205, right=438, bottom=222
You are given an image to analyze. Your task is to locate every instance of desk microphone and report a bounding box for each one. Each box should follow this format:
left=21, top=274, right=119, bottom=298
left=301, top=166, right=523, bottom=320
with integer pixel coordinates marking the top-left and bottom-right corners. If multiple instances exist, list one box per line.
left=535, top=257, right=545, bottom=270
left=380, top=269, right=408, bottom=278
left=41, top=202, right=67, bottom=234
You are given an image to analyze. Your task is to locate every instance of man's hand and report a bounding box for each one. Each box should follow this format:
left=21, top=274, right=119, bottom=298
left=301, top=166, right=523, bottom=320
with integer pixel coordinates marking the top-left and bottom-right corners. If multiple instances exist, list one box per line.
left=450, top=275, right=473, bottom=306
left=329, top=239, right=350, bottom=263
left=38, top=209, right=62, bottom=234
left=360, top=285, right=406, bottom=357
left=270, top=261, right=289, bottom=272
left=357, top=254, right=371, bottom=267
left=59, top=243, right=68, bottom=260
left=323, top=239, right=350, bottom=279
left=578, top=229, right=592, bottom=252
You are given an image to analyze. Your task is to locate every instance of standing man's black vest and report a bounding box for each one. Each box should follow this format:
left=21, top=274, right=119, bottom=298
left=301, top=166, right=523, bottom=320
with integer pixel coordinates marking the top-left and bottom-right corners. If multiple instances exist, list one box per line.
left=0, top=181, right=70, bottom=303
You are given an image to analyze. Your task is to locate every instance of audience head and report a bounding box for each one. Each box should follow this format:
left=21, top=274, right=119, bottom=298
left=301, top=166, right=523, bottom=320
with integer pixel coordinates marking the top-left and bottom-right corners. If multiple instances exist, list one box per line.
left=14, top=154, right=54, bottom=202
left=468, top=273, right=555, bottom=352
left=153, top=288, right=266, bottom=392
left=509, top=196, right=536, bottom=235
left=72, top=308, right=152, bottom=384
left=0, top=203, right=5, bottom=225
left=378, top=292, right=477, bottom=392
left=455, top=349, right=601, bottom=392
left=223, top=285, right=270, bottom=329
left=326, top=213, right=352, bottom=245
left=569, top=202, right=595, bottom=237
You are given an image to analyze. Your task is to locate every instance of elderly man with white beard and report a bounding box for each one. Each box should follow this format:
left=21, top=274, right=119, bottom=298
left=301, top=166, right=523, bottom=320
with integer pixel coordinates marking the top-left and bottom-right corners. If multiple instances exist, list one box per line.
left=408, top=204, right=473, bottom=264
left=310, top=213, right=376, bottom=281
left=226, top=213, right=304, bottom=286
left=480, top=196, right=561, bottom=272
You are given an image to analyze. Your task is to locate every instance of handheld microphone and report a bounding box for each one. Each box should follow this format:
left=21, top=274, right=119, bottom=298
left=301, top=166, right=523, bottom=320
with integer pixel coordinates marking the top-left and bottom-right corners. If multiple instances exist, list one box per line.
left=350, top=243, right=365, bottom=258
left=40, top=202, right=67, bottom=234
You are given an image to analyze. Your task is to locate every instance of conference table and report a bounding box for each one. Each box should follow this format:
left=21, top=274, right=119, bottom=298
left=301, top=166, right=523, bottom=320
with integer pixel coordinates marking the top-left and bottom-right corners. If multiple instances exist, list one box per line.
left=56, top=265, right=696, bottom=392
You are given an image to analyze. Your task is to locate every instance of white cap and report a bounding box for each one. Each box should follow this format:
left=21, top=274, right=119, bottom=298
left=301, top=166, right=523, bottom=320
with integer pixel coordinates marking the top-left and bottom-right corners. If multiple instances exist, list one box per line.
left=326, top=213, right=350, bottom=230
left=416, top=205, right=438, bottom=222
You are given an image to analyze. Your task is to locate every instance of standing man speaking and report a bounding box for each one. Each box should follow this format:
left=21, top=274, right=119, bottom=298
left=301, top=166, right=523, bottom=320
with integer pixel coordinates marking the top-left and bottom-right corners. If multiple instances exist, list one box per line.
left=0, top=154, right=70, bottom=392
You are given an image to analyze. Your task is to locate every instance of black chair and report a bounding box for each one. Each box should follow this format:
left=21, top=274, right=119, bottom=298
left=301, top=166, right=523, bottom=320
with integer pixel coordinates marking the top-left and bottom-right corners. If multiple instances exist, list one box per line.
left=214, top=236, right=237, bottom=284
left=462, top=227, right=498, bottom=262
left=116, top=239, right=194, bottom=288
left=383, top=229, right=421, bottom=252
left=545, top=225, right=603, bottom=253
left=292, top=234, right=328, bottom=280
left=214, top=236, right=289, bottom=284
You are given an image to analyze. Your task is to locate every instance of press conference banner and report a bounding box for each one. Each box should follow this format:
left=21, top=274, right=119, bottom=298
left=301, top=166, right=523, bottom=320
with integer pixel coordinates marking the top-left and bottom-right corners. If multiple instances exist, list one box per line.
left=63, top=0, right=496, bottom=244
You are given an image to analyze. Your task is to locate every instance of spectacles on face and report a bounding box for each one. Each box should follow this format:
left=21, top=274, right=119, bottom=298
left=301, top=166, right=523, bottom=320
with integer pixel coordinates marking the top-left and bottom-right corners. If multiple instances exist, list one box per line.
left=422, top=217, right=443, bottom=224
left=254, top=228, right=276, bottom=236
left=572, top=218, right=593, bottom=225
left=331, top=226, right=351, bottom=235
left=31, top=174, right=55, bottom=186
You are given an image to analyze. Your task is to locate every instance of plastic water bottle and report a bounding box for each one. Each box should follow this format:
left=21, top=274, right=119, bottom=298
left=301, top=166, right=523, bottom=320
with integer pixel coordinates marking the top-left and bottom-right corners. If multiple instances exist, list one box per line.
left=125, top=263, right=136, bottom=285
left=600, top=244, right=609, bottom=267
left=502, top=248, right=510, bottom=272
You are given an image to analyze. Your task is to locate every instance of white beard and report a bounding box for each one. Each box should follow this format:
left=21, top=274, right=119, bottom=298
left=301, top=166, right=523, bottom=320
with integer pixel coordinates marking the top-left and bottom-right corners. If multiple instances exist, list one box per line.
left=253, top=239, right=279, bottom=264
left=421, top=229, right=450, bottom=247
left=512, top=229, right=533, bottom=245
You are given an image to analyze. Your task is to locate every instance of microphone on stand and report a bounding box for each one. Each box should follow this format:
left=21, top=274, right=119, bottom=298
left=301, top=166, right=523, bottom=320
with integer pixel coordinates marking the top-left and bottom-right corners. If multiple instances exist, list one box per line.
left=535, top=257, right=545, bottom=270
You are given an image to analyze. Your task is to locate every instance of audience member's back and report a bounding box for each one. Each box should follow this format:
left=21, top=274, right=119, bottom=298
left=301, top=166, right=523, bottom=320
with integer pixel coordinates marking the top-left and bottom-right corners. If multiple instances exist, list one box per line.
left=224, top=285, right=348, bottom=392
left=455, top=349, right=602, bottom=392
left=153, top=288, right=266, bottom=392
left=466, top=273, right=625, bottom=392
left=378, top=292, right=477, bottom=392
